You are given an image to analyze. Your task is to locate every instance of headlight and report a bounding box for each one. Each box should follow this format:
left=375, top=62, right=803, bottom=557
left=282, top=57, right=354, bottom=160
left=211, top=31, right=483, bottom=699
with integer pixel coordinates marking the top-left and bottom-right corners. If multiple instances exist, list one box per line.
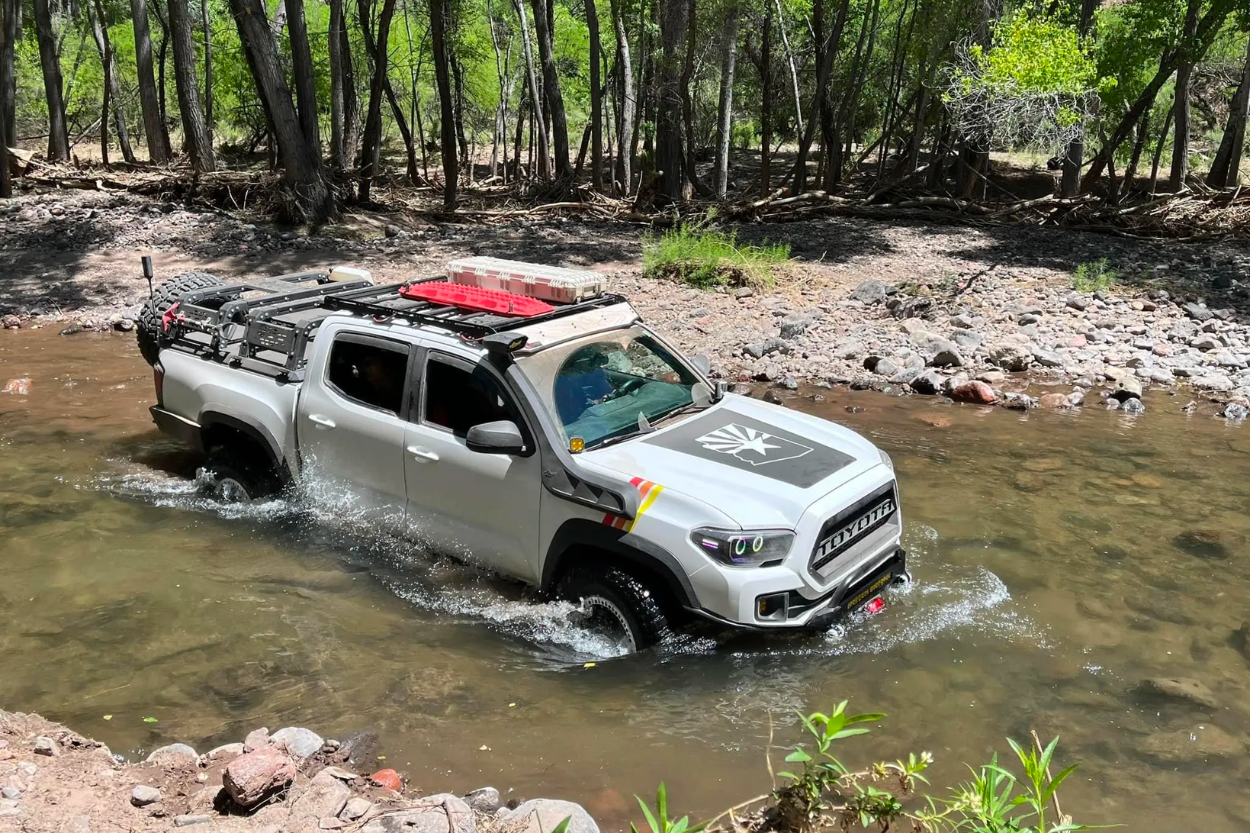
left=691, top=527, right=795, bottom=567
left=878, top=448, right=895, bottom=471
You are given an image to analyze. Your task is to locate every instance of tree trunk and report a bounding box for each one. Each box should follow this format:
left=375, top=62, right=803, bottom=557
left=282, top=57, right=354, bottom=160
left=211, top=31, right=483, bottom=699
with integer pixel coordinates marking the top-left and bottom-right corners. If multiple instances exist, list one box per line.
left=329, top=0, right=349, bottom=168
left=793, top=0, right=850, bottom=194
left=451, top=51, right=471, bottom=178
left=529, top=0, right=572, bottom=179
left=771, top=0, right=803, bottom=145
left=287, top=0, right=320, bottom=151
left=1082, top=0, right=1234, bottom=191
left=679, top=0, right=709, bottom=196
left=229, top=0, right=336, bottom=221
left=1149, top=104, right=1175, bottom=193
left=428, top=0, right=457, bottom=208
left=1122, top=108, right=1151, bottom=195
left=358, top=0, right=397, bottom=201
left=89, top=0, right=135, bottom=164
left=156, top=12, right=170, bottom=132
left=514, top=0, right=548, bottom=179
left=200, top=0, right=212, bottom=126
left=132, top=0, right=171, bottom=160
left=1168, top=0, right=1201, bottom=191
left=759, top=5, right=772, bottom=193
left=359, top=0, right=420, bottom=183
left=655, top=0, right=688, bottom=203
left=1207, top=36, right=1250, bottom=187
left=1060, top=0, right=1098, bottom=196
left=33, top=0, right=70, bottom=161
left=1, top=0, right=15, bottom=150
left=0, top=0, right=10, bottom=196
left=608, top=0, right=632, bottom=193
left=587, top=0, right=603, bottom=189
left=714, top=6, right=739, bottom=198
left=169, top=0, right=215, bottom=170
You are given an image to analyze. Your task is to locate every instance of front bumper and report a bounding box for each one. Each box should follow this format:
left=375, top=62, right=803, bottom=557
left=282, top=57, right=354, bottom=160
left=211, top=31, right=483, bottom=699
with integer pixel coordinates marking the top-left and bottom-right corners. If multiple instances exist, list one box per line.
left=687, top=546, right=910, bottom=632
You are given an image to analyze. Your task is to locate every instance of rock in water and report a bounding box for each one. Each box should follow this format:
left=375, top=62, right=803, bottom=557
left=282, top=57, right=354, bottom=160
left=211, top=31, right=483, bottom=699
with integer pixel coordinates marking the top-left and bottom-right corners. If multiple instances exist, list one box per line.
left=370, top=769, right=403, bottom=791
left=908, top=371, right=944, bottom=395
left=271, top=726, right=324, bottom=758
left=500, top=799, right=600, bottom=833
left=949, top=381, right=997, bottom=405
left=1221, top=402, right=1249, bottom=421
left=1111, top=377, right=1143, bottom=402
left=223, top=746, right=297, bottom=809
left=131, top=785, right=162, bottom=807
left=1134, top=677, right=1221, bottom=710
left=1135, top=726, right=1246, bottom=763
left=1120, top=397, right=1146, bottom=415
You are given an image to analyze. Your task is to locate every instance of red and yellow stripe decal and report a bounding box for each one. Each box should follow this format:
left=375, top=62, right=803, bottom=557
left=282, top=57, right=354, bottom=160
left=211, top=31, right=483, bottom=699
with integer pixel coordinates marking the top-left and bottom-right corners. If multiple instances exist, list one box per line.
left=602, top=477, right=664, bottom=532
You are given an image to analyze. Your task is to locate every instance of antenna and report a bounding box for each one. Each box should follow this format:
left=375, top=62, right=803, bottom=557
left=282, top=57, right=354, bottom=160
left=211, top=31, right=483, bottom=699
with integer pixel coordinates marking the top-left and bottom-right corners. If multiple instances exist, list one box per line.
left=141, top=256, right=154, bottom=298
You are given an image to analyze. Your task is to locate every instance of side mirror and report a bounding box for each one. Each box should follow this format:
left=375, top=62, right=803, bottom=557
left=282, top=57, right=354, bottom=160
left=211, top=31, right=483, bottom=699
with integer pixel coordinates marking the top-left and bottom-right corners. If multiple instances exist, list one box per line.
left=466, top=420, right=526, bottom=454
left=691, top=354, right=711, bottom=375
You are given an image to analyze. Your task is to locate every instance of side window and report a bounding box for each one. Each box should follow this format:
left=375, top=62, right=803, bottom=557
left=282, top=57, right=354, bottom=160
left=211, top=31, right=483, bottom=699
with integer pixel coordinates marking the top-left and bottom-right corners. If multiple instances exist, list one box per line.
left=423, top=356, right=517, bottom=435
left=326, top=338, right=408, bottom=415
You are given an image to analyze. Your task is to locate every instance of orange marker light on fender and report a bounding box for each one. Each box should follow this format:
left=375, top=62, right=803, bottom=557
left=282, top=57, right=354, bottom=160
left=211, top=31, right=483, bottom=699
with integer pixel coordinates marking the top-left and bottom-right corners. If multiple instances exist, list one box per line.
left=569, top=437, right=585, bottom=453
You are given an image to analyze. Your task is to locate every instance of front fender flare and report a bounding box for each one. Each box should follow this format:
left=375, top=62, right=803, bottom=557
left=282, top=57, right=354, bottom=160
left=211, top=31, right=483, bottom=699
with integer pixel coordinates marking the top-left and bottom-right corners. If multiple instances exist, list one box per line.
left=541, top=518, right=697, bottom=610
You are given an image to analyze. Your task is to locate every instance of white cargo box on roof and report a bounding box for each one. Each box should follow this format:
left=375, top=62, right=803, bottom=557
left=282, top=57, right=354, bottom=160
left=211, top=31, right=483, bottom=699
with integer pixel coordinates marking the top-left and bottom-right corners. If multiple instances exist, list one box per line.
left=447, top=256, right=603, bottom=305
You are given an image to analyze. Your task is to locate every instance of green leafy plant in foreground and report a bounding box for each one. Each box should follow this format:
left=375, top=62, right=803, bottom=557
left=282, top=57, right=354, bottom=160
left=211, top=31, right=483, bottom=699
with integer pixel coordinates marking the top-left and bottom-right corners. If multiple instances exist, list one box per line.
left=632, top=783, right=708, bottom=833
left=1072, top=258, right=1117, bottom=293
left=642, top=225, right=791, bottom=289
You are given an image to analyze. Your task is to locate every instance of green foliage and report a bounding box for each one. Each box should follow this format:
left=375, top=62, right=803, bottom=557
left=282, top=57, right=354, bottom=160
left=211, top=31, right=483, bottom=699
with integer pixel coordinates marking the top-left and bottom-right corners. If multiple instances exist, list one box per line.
left=1072, top=258, right=1117, bottom=292
left=642, top=225, right=790, bottom=288
left=631, top=784, right=708, bottom=833
left=961, top=6, right=1105, bottom=99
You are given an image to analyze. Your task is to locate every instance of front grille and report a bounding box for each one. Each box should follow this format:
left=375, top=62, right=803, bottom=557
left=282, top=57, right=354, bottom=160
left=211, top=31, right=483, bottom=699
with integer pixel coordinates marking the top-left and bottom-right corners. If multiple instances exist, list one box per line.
left=810, top=483, right=898, bottom=574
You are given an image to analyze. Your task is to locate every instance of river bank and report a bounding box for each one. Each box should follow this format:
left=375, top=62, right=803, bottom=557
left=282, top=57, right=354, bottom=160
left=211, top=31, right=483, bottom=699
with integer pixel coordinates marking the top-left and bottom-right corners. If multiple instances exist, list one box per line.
left=1, top=188, right=1249, bottom=416
left=0, top=709, right=602, bottom=833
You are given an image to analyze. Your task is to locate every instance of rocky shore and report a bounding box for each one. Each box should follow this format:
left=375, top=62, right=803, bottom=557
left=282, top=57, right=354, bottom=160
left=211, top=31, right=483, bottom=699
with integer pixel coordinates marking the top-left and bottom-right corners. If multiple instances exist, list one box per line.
left=0, top=710, right=600, bottom=833
left=1, top=189, right=1248, bottom=419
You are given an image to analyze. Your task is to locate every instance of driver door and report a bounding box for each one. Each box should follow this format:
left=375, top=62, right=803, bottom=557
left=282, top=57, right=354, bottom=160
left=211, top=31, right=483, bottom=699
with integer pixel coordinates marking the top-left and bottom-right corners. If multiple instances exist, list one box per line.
left=401, top=349, right=542, bottom=582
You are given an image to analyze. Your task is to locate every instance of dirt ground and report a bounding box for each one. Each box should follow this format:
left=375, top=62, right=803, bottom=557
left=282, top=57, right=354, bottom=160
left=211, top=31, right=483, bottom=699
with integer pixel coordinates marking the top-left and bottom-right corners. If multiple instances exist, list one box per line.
left=2, top=187, right=1249, bottom=410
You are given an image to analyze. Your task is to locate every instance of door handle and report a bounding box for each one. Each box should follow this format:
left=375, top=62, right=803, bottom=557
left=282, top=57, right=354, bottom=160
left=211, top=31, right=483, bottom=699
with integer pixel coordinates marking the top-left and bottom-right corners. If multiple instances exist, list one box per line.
left=308, top=413, right=336, bottom=429
left=406, top=445, right=439, bottom=463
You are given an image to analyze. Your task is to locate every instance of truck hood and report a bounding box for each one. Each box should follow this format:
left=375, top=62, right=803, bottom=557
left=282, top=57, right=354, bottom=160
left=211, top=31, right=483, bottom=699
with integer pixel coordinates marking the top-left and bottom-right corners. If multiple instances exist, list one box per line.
left=579, top=394, right=884, bottom=527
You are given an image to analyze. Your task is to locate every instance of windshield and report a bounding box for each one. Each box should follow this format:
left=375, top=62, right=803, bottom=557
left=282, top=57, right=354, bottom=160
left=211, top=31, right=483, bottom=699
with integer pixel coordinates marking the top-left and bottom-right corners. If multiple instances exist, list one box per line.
left=518, top=326, right=707, bottom=448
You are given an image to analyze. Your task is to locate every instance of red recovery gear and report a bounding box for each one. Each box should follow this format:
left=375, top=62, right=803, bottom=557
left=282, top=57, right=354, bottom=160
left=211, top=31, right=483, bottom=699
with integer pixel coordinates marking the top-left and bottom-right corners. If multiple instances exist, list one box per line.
left=161, top=302, right=185, bottom=333
left=399, top=281, right=555, bottom=317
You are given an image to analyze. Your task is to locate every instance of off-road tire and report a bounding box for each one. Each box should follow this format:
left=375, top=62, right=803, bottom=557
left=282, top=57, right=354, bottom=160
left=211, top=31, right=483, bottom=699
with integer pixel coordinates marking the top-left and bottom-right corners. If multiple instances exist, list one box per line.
left=560, top=566, right=672, bottom=652
left=199, top=451, right=283, bottom=503
left=136, top=272, right=227, bottom=366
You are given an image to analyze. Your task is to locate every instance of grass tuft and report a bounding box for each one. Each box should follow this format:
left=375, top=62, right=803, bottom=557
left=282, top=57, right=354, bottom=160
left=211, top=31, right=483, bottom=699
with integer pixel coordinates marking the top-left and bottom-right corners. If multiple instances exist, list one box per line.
left=642, top=226, right=790, bottom=289
left=1072, top=258, right=1118, bottom=293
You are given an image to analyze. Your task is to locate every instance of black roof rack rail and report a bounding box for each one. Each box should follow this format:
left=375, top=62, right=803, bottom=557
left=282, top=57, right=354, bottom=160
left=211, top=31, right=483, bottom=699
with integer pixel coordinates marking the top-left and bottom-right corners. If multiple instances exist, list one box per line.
left=161, top=270, right=629, bottom=380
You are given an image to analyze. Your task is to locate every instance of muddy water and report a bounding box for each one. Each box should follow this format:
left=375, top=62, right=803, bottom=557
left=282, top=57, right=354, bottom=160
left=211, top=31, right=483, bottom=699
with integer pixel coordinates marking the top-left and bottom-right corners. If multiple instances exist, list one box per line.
left=2, top=328, right=1249, bottom=831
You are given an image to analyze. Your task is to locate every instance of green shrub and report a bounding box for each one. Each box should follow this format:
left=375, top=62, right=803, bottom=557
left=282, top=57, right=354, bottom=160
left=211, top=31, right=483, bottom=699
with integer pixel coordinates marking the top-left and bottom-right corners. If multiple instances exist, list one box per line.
left=1072, top=258, right=1118, bottom=292
left=642, top=226, right=790, bottom=289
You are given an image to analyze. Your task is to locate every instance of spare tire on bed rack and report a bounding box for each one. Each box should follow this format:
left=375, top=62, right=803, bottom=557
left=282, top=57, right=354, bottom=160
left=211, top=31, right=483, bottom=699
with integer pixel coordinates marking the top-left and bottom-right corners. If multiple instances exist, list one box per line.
left=136, top=272, right=229, bottom=366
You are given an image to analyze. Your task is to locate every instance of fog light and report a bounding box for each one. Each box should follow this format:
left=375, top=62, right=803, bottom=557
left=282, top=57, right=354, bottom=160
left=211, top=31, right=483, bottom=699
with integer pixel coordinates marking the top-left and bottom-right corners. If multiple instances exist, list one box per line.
left=756, top=592, right=789, bottom=622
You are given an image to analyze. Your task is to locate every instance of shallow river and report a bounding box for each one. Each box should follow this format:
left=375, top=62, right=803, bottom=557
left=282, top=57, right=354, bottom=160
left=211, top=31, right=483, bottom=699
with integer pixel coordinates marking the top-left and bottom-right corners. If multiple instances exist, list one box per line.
left=2, top=329, right=1249, bottom=831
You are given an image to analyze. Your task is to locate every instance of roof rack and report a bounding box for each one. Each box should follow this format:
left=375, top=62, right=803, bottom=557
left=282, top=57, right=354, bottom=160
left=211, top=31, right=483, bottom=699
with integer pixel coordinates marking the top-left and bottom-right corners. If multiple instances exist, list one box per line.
left=162, top=270, right=627, bottom=380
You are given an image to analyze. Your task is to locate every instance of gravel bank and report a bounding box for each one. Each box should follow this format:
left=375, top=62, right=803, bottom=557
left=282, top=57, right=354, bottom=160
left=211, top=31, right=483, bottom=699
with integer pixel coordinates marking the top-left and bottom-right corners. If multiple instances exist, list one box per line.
left=0, top=710, right=600, bottom=833
left=1, top=189, right=1248, bottom=416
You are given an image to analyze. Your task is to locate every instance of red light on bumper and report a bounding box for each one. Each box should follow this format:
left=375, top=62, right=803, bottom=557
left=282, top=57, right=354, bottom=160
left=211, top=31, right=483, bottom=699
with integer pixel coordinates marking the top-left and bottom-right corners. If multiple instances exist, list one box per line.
left=863, top=596, right=886, bottom=616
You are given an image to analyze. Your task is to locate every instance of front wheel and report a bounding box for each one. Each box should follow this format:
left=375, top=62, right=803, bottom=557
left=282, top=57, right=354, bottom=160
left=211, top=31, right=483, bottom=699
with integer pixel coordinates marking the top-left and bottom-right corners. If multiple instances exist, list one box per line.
left=560, top=566, right=672, bottom=654
left=198, top=452, right=282, bottom=504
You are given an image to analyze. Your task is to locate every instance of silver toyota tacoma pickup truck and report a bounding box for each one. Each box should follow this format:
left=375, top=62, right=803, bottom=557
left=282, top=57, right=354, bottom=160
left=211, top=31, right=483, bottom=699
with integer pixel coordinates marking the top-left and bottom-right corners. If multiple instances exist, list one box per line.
left=137, top=260, right=907, bottom=652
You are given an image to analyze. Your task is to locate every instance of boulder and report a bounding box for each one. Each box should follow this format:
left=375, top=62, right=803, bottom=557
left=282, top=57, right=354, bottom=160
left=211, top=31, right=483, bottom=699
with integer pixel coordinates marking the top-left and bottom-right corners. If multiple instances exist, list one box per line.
left=1134, top=677, right=1221, bottom=710
left=908, top=371, right=944, bottom=395
left=373, top=794, right=475, bottom=833
left=343, top=798, right=374, bottom=821
left=244, top=728, right=270, bottom=753
left=464, top=787, right=501, bottom=813
left=371, top=769, right=403, bottom=791
left=204, top=743, right=244, bottom=762
left=290, top=770, right=351, bottom=822
left=989, top=342, right=1033, bottom=372
left=1183, top=302, right=1214, bottom=321
left=778, top=313, right=815, bottom=339
left=1111, top=377, right=1143, bottom=402
left=1221, top=402, right=1249, bottom=421
left=500, top=799, right=599, bottom=833
left=951, top=329, right=984, bottom=350
left=33, top=737, right=57, bottom=757
left=848, top=279, right=889, bottom=304
left=1120, top=397, right=1146, bottom=415
left=131, top=785, right=162, bottom=807
left=146, top=744, right=198, bottom=765
left=949, top=381, right=996, bottom=405
left=1033, top=349, right=1064, bottom=368
left=224, top=746, right=297, bottom=809
left=1038, top=393, right=1070, bottom=409
left=272, top=727, right=324, bottom=758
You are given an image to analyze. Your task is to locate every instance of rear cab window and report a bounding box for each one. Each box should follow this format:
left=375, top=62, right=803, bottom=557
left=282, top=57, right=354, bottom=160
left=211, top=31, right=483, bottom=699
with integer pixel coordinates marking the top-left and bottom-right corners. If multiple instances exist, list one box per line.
left=326, top=336, right=410, bottom=415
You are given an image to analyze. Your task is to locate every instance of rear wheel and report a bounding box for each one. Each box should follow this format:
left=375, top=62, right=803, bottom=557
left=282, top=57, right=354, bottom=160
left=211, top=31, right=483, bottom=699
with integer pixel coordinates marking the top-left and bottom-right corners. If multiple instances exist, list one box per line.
left=198, top=451, right=282, bottom=503
left=560, top=566, right=672, bottom=654
left=136, top=271, right=230, bottom=366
